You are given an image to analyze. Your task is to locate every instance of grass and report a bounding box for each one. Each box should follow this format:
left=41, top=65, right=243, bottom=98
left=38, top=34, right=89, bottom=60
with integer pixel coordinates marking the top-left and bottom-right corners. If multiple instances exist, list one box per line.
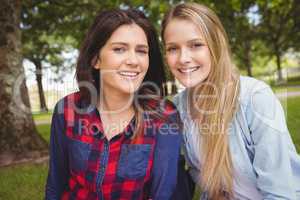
left=0, top=119, right=51, bottom=200
left=272, top=86, right=300, bottom=94
left=269, top=75, right=300, bottom=87
left=286, top=96, right=300, bottom=152
left=32, top=112, right=52, bottom=122
left=36, top=124, right=51, bottom=144
left=0, top=163, right=48, bottom=200
left=265, top=75, right=300, bottom=95
left=286, top=76, right=300, bottom=86
left=0, top=96, right=299, bottom=200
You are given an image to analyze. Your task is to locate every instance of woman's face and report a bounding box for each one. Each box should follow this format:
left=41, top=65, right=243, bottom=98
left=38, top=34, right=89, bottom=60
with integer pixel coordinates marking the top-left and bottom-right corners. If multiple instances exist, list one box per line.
left=94, top=23, right=149, bottom=95
left=164, top=18, right=211, bottom=88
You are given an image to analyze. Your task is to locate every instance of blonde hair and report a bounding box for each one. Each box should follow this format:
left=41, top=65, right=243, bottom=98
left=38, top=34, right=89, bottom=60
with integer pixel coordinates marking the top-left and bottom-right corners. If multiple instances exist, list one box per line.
left=162, top=3, right=240, bottom=199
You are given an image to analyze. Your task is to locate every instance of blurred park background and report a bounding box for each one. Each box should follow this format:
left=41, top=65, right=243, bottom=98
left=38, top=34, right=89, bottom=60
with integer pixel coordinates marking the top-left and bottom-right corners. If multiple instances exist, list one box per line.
left=0, top=0, right=299, bottom=199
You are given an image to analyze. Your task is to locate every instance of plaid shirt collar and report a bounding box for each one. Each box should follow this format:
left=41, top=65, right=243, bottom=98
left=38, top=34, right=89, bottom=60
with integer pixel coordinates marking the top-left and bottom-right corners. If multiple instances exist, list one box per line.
left=74, top=99, right=136, bottom=140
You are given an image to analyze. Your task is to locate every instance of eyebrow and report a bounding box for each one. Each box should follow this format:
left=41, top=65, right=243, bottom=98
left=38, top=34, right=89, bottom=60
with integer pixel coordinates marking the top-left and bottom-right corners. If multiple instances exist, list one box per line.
left=165, top=38, right=204, bottom=46
left=188, top=38, right=204, bottom=43
left=110, top=42, right=149, bottom=49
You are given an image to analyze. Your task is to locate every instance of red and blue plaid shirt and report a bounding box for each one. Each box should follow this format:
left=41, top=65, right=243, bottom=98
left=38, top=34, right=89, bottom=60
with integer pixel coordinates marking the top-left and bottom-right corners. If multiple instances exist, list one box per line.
left=45, top=92, right=182, bottom=200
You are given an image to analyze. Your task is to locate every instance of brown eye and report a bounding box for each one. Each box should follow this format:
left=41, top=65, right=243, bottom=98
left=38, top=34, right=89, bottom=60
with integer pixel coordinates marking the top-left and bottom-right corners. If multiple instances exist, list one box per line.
left=166, top=46, right=178, bottom=53
left=191, top=43, right=204, bottom=49
left=136, top=49, right=148, bottom=55
left=113, top=47, right=126, bottom=53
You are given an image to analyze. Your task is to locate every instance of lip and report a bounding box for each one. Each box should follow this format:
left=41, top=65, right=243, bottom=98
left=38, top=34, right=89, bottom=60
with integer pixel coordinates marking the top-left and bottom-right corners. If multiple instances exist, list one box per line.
left=117, top=71, right=141, bottom=79
left=178, top=66, right=200, bottom=74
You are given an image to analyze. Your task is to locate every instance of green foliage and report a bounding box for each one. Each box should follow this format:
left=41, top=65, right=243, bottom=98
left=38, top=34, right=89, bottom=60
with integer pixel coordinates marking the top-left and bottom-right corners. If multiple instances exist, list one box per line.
left=21, top=1, right=78, bottom=81
left=212, top=0, right=262, bottom=76
left=20, top=0, right=300, bottom=81
left=256, top=0, right=300, bottom=80
left=20, top=0, right=177, bottom=81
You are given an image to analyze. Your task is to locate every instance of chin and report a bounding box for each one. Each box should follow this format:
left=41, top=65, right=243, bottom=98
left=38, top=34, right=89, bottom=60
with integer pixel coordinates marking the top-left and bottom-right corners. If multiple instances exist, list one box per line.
left=177, top=79, right=199, bottom=88
left=120, top=87, right=140, bottom=95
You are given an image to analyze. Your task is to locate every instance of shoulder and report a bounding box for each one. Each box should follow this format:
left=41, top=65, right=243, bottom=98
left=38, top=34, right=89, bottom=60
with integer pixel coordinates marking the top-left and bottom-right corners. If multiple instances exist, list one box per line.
left=239, top=76, right=287, bottom=131
left=147, top=98, right=180, bottom=124
left=162, top=98, right=178, bottom=116
left=52, top=91, right=82, bottom=118
left=239, top=76, right=270, bottom=97
left=145, top=98, right=182, bottom=137
left=239, top=75, right=274, bottom=107
left=50, top=92, right=81, bottom=134
left=153, top=99, right=182, bottom=149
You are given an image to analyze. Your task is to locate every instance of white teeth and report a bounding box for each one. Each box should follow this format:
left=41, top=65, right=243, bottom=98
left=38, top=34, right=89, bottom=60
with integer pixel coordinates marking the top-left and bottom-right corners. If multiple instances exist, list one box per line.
left=178, top=67, right=200, bottom=73
left=118, top=71, right=139, bottom=77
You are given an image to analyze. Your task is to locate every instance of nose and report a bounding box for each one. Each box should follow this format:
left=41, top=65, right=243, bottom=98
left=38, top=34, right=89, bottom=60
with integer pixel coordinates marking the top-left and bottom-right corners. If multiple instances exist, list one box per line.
left=179, top=48, right=191, bottom=65
left=125, top=50, right=138, bottom=67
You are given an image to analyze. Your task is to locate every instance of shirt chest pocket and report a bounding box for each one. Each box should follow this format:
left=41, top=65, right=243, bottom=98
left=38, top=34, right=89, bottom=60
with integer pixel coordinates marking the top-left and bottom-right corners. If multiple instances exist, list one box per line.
left=117, top=144, right=151, bottom=180
left=67, top=137, right=91, bottom=173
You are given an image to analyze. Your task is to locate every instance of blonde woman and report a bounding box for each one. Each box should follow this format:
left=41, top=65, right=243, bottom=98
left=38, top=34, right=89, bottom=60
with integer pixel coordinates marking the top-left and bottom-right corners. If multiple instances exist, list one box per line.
left=161, top=3, right=300, bottom=200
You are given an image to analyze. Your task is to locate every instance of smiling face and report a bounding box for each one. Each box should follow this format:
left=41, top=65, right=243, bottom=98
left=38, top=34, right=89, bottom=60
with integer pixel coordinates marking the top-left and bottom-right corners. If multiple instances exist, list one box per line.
left=94, top=23, right=149, bottom=95
left=164, top=18, right=211, bottom=88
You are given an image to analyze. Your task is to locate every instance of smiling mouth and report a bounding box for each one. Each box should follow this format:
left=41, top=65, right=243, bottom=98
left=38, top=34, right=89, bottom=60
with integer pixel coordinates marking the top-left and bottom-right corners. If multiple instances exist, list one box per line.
left=118, top=71, right=140, bottom=79
left=178, top=66, right=200, bottom=74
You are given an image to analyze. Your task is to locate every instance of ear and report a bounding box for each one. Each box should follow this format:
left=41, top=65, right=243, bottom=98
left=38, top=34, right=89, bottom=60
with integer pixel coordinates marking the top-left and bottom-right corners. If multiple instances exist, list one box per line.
left=91, top=54, right=101, bottom=69
left=94, top=58, right=101, bottom=69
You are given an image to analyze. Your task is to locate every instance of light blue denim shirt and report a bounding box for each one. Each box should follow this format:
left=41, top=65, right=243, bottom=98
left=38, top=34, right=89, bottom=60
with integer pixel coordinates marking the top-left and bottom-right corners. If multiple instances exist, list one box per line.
left=173, top=76, right=300, bottom=200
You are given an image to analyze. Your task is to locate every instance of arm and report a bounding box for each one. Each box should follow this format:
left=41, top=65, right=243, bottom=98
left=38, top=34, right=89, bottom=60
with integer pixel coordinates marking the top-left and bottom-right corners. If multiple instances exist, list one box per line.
left=246, top=83, right=298, bottom=199
left=150, top=107, right=182, bottom=200
left=45, top=100, right=69, bottom=200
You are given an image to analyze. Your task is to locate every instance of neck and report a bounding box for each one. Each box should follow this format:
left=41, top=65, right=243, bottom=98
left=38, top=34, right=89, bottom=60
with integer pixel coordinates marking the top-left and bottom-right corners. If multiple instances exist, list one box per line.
left=98, top=87, right=134, bottom=115
left=97, top=86, right=136, bottom=140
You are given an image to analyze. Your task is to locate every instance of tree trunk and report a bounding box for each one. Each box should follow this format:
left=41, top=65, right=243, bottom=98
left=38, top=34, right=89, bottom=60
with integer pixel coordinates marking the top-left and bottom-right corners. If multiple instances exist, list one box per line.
left=33, top=59, right=48, bottom=112
left=0, top=0, right=47, bottom=159
left=275, top=52, right=283, bottom=83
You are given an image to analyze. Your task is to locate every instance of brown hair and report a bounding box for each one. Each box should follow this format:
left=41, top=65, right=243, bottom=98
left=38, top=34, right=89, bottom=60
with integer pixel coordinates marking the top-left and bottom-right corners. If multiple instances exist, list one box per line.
left=76, top=8, right=166, bottom=137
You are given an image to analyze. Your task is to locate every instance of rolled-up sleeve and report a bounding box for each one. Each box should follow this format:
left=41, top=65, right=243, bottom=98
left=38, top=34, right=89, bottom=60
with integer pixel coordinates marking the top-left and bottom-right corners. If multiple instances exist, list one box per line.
left=45, top=100, right=69, bottom=200
left=150, top=108, right=182, bottom=200
left=246, top=83, right=298, bottom=199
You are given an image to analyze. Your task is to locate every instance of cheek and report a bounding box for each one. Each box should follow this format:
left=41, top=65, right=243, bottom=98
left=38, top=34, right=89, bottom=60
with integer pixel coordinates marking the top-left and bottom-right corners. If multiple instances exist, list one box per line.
left=201, top=48, right=212, bottom=65
left=138, top=55, right=149, bottom=67
left=141, top=58, right=149, bottom=73
left=204, top=56, right=212, bottom=75
left=168, top=66, right=178, bottom=79
left=166, top=55, right=177, bottom=69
